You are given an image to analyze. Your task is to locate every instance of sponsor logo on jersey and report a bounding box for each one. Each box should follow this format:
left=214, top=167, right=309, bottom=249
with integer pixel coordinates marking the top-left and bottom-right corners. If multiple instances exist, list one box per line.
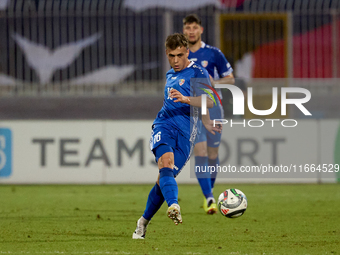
left=201, top=60, right=208, bottom=68
left=179, top=79, right=185, bottom=86
left=171, top=76, right=177, bottom=79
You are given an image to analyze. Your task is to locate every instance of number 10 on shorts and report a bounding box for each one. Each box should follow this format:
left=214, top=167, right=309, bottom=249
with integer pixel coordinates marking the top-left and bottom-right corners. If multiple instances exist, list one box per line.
left=153, top=132, right=161, bottom=144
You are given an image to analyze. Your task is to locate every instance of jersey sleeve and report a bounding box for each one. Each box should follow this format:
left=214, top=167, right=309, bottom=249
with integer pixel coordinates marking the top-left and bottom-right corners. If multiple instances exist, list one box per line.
left=214, top=49, right=233, bottom=78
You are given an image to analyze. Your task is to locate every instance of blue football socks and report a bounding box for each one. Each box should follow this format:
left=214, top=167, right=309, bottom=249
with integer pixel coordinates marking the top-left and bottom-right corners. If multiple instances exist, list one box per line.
left=159, top=167, right=178, bottom=206
left=209, top=157, right=219, bottom=189
left=195, top=156, right=212, bottom=198
left=142, top=183, right=165, bottom=221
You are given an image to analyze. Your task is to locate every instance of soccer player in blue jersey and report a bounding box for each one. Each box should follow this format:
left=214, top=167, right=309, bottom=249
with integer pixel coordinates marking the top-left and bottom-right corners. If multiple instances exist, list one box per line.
left=183, top=14, right=235, bottom=214
left=132, top=33, right=221, bottom=239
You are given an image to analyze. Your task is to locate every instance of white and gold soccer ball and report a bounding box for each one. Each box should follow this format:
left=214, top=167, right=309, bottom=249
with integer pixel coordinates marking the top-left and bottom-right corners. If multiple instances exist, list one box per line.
left=218, top=188, right=248, bottom=218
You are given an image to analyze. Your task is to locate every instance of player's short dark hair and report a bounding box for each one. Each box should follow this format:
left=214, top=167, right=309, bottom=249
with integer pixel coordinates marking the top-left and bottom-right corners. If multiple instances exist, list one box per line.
left=183, top=14, right=201, bottom=26
left=165, top=33, right=189, bottom=50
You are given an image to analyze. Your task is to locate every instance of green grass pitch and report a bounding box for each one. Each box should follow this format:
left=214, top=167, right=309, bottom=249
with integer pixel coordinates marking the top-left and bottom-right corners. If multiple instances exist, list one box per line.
left=0, top=184, right=339, bottom=254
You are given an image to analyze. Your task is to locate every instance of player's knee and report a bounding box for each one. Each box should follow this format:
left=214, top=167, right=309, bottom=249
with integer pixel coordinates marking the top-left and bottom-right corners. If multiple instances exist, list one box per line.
left=208, top=152, right=218, bottom=160
left=194, top=146, right=207, bottom=157
left=195, top=151, right=207, bottom=157
left=158, top=153, right=174, bottom=169
left=208, top=148, right=219, bottom=160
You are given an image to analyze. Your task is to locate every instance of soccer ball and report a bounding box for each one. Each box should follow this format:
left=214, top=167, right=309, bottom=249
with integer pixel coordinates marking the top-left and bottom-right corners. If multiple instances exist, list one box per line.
left=218, top=188, right=247, bottom=218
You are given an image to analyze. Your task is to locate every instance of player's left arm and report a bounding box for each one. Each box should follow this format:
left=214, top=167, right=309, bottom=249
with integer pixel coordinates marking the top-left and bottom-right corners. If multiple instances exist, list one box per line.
left=210, top=49, right=235, bottom=87
left=210, top=73, right=235, bottom=87
left=169, top=89, right=213, bottom=108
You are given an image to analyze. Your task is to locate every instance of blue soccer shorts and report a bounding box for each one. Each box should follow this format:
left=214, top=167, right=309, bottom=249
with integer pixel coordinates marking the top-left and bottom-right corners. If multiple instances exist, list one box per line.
left=149, top=124, right=192, bottom=177
left=195, top=103, right=223, bottom=147
left=195, top=123, right=222, bottom=148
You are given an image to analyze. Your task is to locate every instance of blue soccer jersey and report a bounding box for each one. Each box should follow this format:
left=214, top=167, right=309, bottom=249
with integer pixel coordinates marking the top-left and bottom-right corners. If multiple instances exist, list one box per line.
left=189, top=41, right=233, bottom=147
left=188, top=41, right=233, bottom=101
left=152, top=61, right=212, bottom=142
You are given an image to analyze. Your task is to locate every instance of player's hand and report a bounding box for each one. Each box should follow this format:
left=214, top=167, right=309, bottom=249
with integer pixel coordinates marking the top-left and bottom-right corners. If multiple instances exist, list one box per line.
left=209, top=75, right=215, bottom=87
left=202, top=119, right=222, bottom=135
left=169, top=89, right=190, bottom=104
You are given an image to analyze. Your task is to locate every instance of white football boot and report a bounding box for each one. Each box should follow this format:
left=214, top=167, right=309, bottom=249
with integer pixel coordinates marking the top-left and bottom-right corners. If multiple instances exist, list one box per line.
left=167, top=203, right=182, bottom=225
left=132, top=216, right=149, bottom=239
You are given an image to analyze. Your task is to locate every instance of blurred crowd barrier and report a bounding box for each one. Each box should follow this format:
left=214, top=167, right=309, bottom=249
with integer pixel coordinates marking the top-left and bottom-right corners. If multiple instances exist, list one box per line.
left=0, top=0, right=340, bottom=118
left=1, top=119, right=339, bottom=183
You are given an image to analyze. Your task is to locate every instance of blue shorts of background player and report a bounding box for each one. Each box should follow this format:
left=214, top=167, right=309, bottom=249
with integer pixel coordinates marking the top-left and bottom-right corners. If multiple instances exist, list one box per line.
left=195, top=123, right=222, bottom=148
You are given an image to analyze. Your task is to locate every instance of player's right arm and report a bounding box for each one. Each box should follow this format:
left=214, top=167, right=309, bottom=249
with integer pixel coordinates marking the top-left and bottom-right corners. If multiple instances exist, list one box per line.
left=201, top=112, right=222, bottom=135
left=169, top=89, right=220, bottom=134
